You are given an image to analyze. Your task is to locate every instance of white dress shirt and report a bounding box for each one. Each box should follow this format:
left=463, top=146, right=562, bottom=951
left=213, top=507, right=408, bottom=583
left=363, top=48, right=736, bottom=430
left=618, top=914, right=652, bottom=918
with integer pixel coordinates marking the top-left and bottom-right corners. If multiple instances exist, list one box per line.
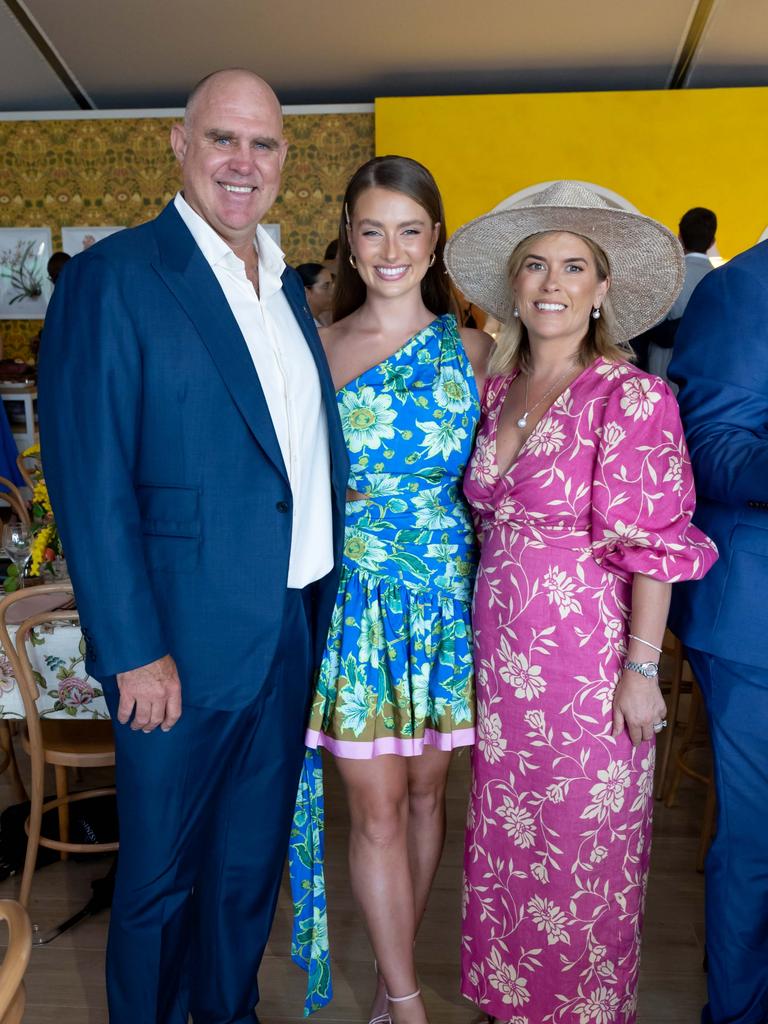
left=174, top=192, right=333, bottom=589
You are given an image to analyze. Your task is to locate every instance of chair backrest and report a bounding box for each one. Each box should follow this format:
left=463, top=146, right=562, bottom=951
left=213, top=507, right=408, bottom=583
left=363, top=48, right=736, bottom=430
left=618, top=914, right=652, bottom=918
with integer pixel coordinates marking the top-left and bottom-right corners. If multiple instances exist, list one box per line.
left=0, top=478, right=30, bottom=527
left=0, top=899, right=31, bottom=1024
left=0, top=586, right=78, bottom=747
left=14, top=454, right=36, bottom=492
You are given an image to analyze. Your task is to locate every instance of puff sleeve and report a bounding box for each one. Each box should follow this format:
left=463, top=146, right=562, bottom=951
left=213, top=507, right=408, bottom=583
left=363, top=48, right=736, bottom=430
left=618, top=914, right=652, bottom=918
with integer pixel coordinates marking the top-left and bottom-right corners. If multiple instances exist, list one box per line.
left=590, top=372, right=718, bottom=582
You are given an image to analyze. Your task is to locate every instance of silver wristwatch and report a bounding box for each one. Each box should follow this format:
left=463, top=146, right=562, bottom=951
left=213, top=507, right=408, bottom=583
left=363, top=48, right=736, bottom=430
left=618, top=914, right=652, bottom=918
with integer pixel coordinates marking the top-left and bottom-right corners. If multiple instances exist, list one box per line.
left=625, top=659, right=659, bottom=679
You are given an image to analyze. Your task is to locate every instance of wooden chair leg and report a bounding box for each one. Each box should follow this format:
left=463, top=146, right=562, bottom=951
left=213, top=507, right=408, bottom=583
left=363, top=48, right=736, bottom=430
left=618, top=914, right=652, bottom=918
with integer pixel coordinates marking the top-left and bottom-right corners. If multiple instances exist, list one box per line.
left=19, top=754, right=45, bottom=907
left=54, top=764, right=69, bottom=861
left=655, top=639, right=683, bottom=800
left=5, top=983, right=26, bottom=1024
left=665, top=681, right=706, bottom=808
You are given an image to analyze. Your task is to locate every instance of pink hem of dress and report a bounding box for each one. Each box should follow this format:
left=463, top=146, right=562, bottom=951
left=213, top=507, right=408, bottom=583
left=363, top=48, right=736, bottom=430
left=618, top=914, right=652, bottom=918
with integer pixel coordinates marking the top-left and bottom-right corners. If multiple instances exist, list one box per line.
left=305, top=727, right=475, bottom=759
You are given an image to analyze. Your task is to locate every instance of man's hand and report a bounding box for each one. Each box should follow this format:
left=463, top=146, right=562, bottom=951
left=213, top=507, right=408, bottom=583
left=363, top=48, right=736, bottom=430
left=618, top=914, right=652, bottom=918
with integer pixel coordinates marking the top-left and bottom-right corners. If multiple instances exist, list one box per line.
left=116, top=655, right=182, bottom=733
left=611, top=672, right=667, bottom=747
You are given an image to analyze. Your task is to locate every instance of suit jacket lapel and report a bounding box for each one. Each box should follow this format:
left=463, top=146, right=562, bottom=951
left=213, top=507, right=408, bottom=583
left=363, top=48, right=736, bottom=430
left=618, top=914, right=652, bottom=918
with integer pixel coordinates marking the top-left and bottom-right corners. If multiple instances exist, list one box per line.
left=281, top=268, right=349, bottom=504
left=150, top=204, right=288, bottom=482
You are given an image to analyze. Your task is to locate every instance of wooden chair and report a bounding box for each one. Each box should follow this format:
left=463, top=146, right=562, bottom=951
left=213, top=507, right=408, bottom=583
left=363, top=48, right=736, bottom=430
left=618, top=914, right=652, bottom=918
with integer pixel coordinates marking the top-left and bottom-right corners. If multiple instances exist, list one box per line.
left=0, top=585, right=117, bottom=907
left=0, top=478, right=29, bottom=527
left=0, top=899, right=31, bottom=1024
left=654, top=630, right=695, bottom=800
left=664, top=674, right=717, bottom=871
left=14, top=454, right=36, bottom=493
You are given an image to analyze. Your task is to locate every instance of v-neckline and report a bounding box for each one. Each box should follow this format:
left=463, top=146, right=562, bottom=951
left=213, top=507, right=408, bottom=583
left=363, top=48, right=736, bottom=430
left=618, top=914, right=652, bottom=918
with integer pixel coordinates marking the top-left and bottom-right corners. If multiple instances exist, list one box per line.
left=491, top=360, right=597, bottom=480
left=335, top=314, right=447, bottom=395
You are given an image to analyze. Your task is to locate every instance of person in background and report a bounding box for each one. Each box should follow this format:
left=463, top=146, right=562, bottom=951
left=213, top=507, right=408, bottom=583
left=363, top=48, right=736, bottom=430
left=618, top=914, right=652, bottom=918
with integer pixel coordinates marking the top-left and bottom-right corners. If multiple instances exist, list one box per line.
left=323, top=237, right=339, bottom=275
left=669, top=236, right=768, bottom=1024
left=646, top=206, right=717, bottom=385
left=630, top=206, right=716, bottom=377
left=39, top=68, right=347, bottom=1024
left=297, top=262, right=335, bottom=326
left=304, top=155, right=491, bottom=1024
left=446, top=181, right=717, bottom=1024
left=47, top=251, right=71, bottom=286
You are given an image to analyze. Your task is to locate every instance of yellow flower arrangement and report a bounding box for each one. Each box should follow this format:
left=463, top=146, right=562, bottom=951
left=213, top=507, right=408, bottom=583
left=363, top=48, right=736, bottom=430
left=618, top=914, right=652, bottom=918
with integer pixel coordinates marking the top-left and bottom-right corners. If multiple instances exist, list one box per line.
left=3, top=444, right=63, bottom=591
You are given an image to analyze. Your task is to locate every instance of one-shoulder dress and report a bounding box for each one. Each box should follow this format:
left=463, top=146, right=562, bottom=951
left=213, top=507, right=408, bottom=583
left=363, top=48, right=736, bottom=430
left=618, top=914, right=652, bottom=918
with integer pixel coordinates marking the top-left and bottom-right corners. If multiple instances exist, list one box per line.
left=305, top=312, right=480, bottom=756
left=461, top=358, right=717, bottom=1024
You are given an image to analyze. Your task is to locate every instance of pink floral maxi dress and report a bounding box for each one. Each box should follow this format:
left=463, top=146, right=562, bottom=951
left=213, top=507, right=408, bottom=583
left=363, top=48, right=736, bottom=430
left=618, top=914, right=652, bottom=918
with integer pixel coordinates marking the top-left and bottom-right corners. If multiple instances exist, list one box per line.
left=461, top=358, right=717, bottom=1024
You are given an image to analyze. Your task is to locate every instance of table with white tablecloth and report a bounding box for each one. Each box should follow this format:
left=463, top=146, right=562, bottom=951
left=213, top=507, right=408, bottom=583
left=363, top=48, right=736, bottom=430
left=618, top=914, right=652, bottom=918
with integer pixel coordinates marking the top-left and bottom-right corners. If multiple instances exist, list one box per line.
left=0, top=621, right=109, bottom=720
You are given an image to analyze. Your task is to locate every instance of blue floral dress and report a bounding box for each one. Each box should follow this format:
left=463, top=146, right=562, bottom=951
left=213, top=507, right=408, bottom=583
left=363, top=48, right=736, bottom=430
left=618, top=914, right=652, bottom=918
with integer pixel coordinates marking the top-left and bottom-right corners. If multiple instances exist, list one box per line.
left=289, top=313, right=480, bottom=1014
left=306, top=311, right=479, bottom=756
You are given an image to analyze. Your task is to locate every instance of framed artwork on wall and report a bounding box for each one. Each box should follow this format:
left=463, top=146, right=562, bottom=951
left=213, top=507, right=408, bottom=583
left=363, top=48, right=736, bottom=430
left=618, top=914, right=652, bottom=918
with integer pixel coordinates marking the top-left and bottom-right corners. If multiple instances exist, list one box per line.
left=61, top=226, right=125, bottom=256
left=0, top=228, right=53, bottom=319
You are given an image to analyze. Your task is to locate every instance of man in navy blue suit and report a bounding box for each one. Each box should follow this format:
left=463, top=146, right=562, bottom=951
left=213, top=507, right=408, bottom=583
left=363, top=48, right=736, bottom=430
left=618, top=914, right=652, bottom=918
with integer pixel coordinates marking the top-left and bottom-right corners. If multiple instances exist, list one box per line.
left=38, top=69, right=348, bottom=1023
left=669, top=240, right=768, bottom=1024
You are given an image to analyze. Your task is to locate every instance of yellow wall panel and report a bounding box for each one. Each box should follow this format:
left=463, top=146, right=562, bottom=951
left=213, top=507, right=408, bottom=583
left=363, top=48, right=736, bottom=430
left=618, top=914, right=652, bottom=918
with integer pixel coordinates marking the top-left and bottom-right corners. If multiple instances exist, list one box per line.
left=376, top=88, right=768, bottom=260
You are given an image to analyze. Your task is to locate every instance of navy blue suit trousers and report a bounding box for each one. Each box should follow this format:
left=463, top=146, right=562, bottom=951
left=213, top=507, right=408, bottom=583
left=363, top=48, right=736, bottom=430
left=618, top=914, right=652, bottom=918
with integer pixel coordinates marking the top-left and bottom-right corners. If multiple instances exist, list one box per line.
left=104, top=589, right=312, bottom=1024
left=686, top=649, right=768, bottom=1024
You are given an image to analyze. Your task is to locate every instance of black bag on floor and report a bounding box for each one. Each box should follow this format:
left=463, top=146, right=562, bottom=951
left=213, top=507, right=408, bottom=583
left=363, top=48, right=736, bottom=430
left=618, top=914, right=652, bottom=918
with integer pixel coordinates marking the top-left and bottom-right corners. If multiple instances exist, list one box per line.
left=0, top=795, right=118, bottom=881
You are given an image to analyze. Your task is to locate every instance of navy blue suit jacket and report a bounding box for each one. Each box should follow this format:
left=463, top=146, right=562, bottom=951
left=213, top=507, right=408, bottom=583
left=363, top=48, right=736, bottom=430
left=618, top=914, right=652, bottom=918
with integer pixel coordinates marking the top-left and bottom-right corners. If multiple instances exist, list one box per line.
left=668, top=240, right=768, bottom=669
left=38, top=202, right=349, bottom=709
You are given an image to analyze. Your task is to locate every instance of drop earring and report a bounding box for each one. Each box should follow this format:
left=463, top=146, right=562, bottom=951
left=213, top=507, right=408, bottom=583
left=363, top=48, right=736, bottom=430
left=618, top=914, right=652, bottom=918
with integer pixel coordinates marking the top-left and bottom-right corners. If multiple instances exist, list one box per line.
left=512, top=305, right=520, bottom=318
left=592, top=306, right=601, bottom=320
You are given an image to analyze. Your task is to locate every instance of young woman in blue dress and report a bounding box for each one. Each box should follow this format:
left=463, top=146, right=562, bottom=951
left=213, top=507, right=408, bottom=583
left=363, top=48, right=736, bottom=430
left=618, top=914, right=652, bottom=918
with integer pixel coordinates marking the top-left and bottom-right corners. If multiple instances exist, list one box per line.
left=305, top=156, right=492, bottom=1024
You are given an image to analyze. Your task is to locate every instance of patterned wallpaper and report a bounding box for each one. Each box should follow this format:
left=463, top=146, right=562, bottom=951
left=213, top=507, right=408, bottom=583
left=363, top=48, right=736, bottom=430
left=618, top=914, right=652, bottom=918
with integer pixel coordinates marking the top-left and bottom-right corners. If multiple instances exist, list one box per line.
left=0, top=112, right=374, bottom=360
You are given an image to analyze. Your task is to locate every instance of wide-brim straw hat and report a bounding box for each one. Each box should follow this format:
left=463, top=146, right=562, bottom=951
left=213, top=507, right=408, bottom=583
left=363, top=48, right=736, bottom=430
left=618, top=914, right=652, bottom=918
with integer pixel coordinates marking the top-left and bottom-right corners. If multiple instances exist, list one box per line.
left=445, top=180, right=685, bottom=342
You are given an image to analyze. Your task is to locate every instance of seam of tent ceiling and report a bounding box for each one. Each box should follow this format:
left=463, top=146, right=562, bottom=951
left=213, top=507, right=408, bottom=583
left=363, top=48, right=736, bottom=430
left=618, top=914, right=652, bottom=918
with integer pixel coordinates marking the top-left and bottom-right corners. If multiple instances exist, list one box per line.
left=668, top=0, right=720, bottom=88
left=4, top=0, right=95, bottom=108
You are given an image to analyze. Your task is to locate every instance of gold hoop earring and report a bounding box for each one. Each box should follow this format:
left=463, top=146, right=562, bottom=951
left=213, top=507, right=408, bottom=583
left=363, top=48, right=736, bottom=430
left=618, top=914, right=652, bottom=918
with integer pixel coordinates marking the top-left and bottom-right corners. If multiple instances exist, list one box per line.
left=428, top=252, right=436, bottom=268
left=349, top=254, right=357, bottom=269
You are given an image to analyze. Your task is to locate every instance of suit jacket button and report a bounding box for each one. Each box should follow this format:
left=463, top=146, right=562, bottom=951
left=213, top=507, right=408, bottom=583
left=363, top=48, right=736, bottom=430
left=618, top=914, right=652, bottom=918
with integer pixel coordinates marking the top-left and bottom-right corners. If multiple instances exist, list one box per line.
left=276, top=500, right=290, bottom=513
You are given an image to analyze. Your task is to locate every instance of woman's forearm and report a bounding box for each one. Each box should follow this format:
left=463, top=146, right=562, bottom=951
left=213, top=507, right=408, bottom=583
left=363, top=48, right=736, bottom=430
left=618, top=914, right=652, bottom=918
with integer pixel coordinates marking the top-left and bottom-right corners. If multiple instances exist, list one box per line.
left=627, top=573, right=672, bottom=662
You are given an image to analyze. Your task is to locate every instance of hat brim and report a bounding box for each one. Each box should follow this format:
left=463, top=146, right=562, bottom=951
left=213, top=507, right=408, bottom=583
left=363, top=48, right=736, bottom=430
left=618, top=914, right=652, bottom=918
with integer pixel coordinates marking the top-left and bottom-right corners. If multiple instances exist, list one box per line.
left=445, top=204, right=685, bottom=342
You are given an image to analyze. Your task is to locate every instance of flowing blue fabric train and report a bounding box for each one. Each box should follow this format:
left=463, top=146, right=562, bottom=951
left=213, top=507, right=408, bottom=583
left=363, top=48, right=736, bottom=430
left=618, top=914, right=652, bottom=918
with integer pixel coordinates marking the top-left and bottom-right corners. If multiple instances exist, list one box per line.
left=289, top=747, right=332, bottom=1015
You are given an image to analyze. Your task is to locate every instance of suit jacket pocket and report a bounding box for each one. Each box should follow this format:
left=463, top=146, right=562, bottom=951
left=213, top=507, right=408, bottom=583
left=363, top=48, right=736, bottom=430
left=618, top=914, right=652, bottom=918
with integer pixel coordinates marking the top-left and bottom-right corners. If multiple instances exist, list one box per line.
left=138, top=483, right=200, bottom=572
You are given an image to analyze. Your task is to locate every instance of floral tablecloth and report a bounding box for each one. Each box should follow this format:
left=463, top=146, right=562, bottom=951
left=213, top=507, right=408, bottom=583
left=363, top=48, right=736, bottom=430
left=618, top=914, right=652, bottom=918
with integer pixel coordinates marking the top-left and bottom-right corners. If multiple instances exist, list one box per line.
left=0, top=623, right=108, bottom=719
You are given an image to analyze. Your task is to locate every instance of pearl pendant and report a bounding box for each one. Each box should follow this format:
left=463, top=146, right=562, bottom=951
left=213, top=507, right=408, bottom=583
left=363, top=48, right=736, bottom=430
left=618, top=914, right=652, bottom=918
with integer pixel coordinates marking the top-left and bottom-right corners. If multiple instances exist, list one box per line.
left=516, top=413, right=528, bottom=429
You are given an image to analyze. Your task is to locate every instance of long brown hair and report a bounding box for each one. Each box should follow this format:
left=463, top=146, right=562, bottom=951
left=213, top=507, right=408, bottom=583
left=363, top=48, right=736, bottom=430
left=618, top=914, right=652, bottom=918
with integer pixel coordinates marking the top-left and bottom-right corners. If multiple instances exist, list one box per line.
left=332, top=156, right=451, bottom=322
left=489, top=231, right=634, bottom=376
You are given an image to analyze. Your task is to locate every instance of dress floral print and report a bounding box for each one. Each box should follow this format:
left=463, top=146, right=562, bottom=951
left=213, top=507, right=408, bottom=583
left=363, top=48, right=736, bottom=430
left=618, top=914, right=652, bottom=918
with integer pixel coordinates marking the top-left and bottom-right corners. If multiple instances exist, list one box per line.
left=305, top=313, right=479, bottom=756
left=461, top=358, right=717, bottom=1024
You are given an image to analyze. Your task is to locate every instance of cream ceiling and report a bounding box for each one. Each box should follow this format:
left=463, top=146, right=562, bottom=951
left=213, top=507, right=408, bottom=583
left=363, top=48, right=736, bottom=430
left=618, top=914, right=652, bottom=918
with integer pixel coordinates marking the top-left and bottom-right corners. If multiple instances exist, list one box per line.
left=0, top=0, right=765, bottom=113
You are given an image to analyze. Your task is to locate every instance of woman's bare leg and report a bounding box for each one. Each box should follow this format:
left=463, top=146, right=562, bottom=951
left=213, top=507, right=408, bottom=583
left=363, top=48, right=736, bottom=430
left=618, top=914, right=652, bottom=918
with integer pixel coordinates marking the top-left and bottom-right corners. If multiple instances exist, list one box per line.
left=406, top=746, right=452, bottom=926
left=336, top=754, right=428, bottom=1024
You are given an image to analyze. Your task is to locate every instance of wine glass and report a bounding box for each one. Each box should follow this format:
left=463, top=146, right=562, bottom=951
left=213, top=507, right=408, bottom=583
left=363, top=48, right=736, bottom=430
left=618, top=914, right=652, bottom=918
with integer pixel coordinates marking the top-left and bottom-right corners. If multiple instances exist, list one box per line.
left=3, top=521, right=31, bottom=589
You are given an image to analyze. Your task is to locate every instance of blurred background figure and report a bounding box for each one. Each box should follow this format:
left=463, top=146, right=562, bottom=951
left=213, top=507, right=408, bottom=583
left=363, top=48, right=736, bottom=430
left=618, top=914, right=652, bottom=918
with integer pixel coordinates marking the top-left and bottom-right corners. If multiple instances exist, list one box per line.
left=647, top=206, right=717, bottom=385
left=47, top=251, right=71, bottom=286
left=297, top=262, right=335, bottom=326
left=631, top=206, right=717, bottom=378
left=323, top=238, right=338, bottom=276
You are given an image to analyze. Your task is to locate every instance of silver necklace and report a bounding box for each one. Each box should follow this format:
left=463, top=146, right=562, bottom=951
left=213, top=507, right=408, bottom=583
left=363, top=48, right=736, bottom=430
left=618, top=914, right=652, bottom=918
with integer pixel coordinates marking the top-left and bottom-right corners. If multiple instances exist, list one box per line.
left=516, top=368, right=573, bottom=429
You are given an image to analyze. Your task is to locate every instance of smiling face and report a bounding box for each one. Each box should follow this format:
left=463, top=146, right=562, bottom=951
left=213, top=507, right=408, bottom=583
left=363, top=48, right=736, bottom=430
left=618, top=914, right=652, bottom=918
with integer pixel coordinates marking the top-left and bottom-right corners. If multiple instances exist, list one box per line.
left=347, top=186, right=439, bottom=300
left=170, top=70, right=288, bottom=259
left=511, top=231, right=610, bottom=349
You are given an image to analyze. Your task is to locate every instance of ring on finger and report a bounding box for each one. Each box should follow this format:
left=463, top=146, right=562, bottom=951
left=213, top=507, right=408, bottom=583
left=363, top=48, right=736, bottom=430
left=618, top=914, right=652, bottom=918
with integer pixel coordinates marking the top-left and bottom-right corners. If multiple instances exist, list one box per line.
left=653, top=720, right=668, bottom=733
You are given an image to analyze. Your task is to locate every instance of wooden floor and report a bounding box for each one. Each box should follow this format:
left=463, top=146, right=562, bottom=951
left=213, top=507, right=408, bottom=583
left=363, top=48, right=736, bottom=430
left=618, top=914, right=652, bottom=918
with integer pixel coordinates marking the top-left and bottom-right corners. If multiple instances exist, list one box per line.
left=0, top=739, right=709, bottom=1023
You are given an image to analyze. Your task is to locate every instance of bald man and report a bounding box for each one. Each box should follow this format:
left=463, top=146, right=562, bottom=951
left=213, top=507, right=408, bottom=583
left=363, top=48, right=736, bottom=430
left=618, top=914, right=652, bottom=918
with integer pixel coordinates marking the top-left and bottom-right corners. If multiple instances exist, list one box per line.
left=39, top=70, right=348, bottom=1023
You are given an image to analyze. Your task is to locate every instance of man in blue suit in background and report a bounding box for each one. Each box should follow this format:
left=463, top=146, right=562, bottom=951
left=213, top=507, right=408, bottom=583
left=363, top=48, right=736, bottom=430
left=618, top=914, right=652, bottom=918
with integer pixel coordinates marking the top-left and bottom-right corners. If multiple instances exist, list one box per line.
left=38, top=69, right=348, bottom=1023
left=669, top=239, right=768, bottom=1024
